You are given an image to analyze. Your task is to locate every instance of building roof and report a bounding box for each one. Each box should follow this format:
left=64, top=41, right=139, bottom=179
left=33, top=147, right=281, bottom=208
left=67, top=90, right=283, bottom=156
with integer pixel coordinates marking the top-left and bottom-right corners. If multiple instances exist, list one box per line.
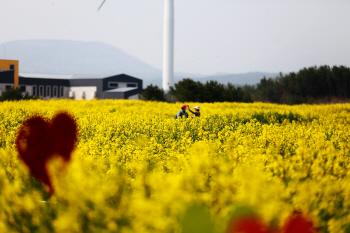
left=18, top=73, right=122, bottom=80
left=19, top=73, right=73, bottom=79
left=105, top=87, right=138, bottom=92
left=70, top=74, right=117, bottom=79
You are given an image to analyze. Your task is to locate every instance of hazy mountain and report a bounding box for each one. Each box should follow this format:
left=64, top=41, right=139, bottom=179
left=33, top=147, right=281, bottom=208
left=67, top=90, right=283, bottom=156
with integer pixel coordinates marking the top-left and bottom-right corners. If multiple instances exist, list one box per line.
left=0, top=39, right=161, bottom=80
left=146, top=72, right=280, bottom=88
left=194, top=72, right=280, bottom=86
left=0, top=40, right=279, bottom=87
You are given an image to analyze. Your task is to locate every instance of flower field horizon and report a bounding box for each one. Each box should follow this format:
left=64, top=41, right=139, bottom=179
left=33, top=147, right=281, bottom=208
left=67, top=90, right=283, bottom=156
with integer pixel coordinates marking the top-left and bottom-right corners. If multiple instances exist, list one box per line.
left=1, top=100, right=350, bottom=232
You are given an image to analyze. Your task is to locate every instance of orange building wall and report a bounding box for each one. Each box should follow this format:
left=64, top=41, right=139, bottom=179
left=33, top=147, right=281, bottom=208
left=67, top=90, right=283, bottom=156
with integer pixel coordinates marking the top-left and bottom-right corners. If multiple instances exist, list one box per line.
left=0, top=59, right=19, bottom=88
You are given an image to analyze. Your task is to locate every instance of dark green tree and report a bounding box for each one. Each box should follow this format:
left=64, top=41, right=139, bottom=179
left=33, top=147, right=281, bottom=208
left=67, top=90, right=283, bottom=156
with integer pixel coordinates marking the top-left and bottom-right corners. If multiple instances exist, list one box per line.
left=253, top=65, right=350, bottom=104
left=170, top=78, right=203, bottom=102
left=222, top=83, right=239, bottom=102
left=222, top=83, right=253, bottom=102
left=170, top=79, right=253, bottom=103
left=332, top=65, right=350, bottom=98
left=256, top=76, right=280, bottom=103
left=317, top=65, right=332, bottom=97
left=140, top=84, right=165, bottom=101
left=201, top=80, right=225, bottom=102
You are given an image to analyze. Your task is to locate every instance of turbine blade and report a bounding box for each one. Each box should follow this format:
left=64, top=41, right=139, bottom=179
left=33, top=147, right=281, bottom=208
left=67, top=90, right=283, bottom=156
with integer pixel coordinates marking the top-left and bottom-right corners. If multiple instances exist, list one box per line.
left=98, top=0, right=106, bottom=11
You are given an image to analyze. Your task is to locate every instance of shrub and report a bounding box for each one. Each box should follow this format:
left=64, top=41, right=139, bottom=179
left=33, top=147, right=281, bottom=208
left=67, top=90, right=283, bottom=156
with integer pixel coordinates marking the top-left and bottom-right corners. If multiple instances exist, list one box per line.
left=0, top=87, right=39, bottom=102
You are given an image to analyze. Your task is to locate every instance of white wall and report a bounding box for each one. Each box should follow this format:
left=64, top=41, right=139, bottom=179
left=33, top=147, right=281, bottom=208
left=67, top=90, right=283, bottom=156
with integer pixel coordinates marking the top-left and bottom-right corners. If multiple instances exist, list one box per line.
left=0, top=83, right=13, bottom=91
left=63, top=87, right=70, bottom=98
left=69, top=86, right=97, bottom=100
left=128, top=94, right=140, bottom=100
left=26, top=86, right=33, bottom=96
left=0, top=84, right=99, bottom=100
left=0, top=84, right=13, bottom=96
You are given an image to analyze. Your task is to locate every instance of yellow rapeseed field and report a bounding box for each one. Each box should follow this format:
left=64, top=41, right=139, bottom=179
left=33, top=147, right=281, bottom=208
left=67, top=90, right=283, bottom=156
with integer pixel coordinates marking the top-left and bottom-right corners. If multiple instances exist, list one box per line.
left=1, top=100, right=350, bottom=232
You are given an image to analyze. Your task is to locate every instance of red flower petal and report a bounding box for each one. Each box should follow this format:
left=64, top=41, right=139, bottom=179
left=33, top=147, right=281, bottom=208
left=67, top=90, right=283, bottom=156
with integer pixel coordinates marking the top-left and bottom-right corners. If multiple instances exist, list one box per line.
left=282, top=213, right=316, bottom=233
left=16, top=112, right=77, bottom=195
left=227, top=215, right=270, bottom=233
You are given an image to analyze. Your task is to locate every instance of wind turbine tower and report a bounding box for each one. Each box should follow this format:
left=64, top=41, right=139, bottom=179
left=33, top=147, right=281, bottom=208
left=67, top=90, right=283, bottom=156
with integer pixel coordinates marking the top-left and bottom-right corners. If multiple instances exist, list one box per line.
left=162, top=0, right=174, bottom=92
left=98, top=0, right=175, bottom=91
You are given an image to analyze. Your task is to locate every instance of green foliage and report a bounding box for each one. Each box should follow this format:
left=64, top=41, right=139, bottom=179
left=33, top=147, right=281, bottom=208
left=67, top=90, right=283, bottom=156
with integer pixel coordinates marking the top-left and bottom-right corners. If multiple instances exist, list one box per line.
left=201, top=80, right=225, bottom=102
left=170, top=78, right=253, bottom=103
left=180, top=205, right=214, bottom=233
left=140, top=84, right=165, bottom=101
left=170, top=78, right=203, bottom=102
left=250, top=112, right=304, bottom=124
left=256, top=76, right=280, bottom=103
left=149, top=65, right=350, bottom=104
left=234, top=112, right=317, bottom=125
left=254, top=65, right=350, bottom=104
left=0, top=87, right=38, bottom=102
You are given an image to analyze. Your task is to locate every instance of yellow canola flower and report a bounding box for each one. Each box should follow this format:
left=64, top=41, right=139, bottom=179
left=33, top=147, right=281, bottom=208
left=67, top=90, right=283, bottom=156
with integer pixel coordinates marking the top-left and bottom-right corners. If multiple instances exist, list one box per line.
left=0, top=100, right=350, bottom=232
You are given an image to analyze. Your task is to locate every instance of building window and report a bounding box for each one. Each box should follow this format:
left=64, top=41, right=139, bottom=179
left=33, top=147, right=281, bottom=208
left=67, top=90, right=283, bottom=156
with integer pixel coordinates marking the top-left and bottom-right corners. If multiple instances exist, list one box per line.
left=46, top=86, right=51, bottom=97
left=60, top=87, right=64, bottom=97
left=32, top=86, right=37, bottom=96
left=53, top=86, right=58, bottom=97
left=108, top=82, right=119, bottom=88
left=19, top=86, right=26, bottom=92
left=5, top=85, right=12, bottom=90
left=127, top=83, right=137, bottom=88
left=9, top=65, right=15, bottom=70
left=39, top=86, right=44, bottom=97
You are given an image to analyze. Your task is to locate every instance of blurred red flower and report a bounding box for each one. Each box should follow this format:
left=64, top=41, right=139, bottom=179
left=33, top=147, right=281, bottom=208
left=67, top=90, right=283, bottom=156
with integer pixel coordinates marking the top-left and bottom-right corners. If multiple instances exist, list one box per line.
left=226, top=215, right=269, bottom=233
left=16, top=112, right=77, bottom=195
left=226, top=211, right=317, bottom=233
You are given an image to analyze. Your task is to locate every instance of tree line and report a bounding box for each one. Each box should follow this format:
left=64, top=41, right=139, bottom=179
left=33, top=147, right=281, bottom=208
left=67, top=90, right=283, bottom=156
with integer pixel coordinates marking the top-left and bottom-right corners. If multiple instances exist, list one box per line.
left=141, top=65, right=350, bottom=104
left=254, top=65, right=350, bottom=104
left=141, top=79, right=253, bottom=103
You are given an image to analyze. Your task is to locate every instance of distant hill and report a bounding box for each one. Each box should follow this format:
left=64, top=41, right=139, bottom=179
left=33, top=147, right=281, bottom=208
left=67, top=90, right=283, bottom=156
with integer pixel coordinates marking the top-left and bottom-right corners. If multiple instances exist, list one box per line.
left=0, top=40, right=279, bottom=87
left=145, top=72, right=280, bottom=88
left=191, top=72, right=280, bottom=86
left=0, top=39, right=161, bottom=80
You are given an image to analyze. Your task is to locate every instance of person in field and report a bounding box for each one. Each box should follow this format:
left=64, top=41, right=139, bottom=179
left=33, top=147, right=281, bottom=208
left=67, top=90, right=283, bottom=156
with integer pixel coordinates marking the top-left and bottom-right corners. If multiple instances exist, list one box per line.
left=175, top=104, right=189, bottom=119
left=188, top=105, right=200, bottom=117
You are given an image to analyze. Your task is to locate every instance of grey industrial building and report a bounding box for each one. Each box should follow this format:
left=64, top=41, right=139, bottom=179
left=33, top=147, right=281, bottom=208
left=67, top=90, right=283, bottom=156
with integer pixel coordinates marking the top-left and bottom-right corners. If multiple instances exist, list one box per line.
left=0, top=71, right=143, bottom=100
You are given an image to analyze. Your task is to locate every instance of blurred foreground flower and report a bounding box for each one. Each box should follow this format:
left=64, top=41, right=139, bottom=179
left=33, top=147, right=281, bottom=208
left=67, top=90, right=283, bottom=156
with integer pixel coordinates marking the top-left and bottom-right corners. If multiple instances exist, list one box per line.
left=16, top=112, right=77, bottom=195
left=180, top=205, right=317, bottom=233
left=282, top=211, right=316, bottom=233
left=226, top=214, right=268, bottom=233
left=227, top=210, right=317, bottom=233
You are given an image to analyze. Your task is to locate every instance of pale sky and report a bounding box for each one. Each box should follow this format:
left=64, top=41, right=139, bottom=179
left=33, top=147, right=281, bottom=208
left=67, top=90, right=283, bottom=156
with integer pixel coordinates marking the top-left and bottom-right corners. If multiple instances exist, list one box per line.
left=1, top=0, right=350, bottom=75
